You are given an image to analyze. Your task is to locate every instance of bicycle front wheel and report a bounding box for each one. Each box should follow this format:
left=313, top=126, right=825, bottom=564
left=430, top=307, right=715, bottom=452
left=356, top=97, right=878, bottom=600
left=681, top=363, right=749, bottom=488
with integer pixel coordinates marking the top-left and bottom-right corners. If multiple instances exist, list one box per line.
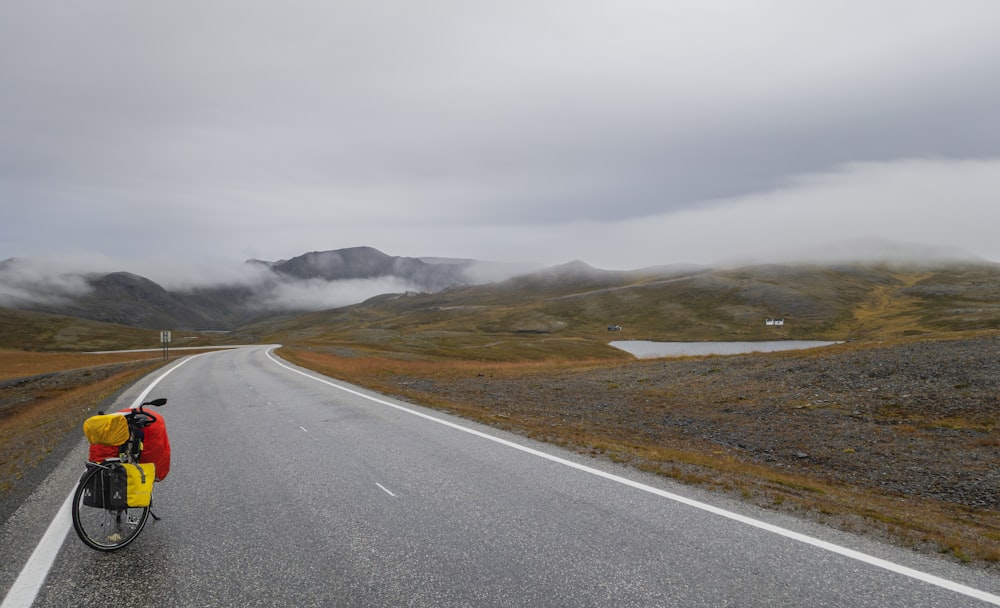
left=71, top=464, right=150, bottom=551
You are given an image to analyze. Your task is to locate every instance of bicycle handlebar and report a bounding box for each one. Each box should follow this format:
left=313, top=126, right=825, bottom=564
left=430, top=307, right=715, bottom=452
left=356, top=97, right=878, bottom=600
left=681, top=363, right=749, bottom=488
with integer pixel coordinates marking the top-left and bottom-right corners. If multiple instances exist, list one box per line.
left=129, top=410, right=158, bottom=427
left=131, top=398, right=167, bottom=427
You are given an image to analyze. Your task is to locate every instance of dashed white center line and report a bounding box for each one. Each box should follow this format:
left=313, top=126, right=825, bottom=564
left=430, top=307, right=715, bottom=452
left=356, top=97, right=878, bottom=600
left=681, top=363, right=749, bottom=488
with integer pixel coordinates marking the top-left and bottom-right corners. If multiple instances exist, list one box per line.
left=299, top=426, right=308, bottom=433
left=376, top=483, right=396, bottom=497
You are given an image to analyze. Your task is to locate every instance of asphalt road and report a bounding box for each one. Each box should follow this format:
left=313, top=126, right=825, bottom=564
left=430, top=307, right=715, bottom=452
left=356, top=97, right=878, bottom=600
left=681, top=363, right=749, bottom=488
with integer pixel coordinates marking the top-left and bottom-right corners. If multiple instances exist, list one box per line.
left=3, top=346, right=999, bottom=607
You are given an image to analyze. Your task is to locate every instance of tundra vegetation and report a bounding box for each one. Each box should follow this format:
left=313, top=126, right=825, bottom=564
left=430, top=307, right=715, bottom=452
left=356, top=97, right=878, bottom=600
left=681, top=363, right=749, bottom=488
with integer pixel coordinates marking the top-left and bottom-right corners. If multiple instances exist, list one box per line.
left=2, top=262, right=999, bottom=568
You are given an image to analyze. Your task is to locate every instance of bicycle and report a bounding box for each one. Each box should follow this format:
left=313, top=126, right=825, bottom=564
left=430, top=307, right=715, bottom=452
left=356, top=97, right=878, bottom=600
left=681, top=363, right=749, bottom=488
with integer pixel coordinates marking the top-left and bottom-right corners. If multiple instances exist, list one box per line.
left=71, top=398, right=166, bottom=551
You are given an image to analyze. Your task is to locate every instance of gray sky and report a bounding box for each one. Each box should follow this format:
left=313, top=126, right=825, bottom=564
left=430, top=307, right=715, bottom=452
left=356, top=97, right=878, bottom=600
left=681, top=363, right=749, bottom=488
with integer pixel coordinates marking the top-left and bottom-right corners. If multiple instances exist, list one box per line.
left=2, top=1, right=999, bottom=285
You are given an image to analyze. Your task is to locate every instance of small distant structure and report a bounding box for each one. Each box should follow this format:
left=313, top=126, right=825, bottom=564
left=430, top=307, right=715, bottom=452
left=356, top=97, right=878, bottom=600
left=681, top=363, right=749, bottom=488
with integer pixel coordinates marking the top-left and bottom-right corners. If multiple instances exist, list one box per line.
left=765, top=318, right=784, bottom=326
left=607, top=325, right=622, bottom=331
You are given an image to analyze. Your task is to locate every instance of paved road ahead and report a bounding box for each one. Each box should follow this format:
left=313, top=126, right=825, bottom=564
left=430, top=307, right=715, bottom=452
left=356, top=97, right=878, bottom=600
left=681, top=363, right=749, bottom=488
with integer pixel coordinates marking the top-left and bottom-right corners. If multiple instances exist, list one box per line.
left=3, top=346, right=999, bottom=607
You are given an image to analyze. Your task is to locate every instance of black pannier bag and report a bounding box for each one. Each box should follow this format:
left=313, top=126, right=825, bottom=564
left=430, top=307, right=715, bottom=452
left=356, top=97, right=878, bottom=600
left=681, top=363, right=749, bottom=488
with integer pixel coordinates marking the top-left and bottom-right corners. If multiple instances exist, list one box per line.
left=82, top=464, right=129, bottom=509
left=82, top=465, right=107, bottom=508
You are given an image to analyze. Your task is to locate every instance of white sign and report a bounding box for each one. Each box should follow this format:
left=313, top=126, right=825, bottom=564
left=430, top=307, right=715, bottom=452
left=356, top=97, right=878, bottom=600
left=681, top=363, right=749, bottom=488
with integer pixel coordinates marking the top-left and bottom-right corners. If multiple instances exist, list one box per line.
left=160, top=331, right=172, bottom=343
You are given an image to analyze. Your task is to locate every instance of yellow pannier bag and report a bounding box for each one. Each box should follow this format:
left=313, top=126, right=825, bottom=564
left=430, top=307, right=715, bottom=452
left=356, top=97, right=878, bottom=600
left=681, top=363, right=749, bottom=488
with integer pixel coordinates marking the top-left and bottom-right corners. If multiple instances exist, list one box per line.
left=83, top=414, right=129, bottom=446
left=124, top=462, right=155, bottom=507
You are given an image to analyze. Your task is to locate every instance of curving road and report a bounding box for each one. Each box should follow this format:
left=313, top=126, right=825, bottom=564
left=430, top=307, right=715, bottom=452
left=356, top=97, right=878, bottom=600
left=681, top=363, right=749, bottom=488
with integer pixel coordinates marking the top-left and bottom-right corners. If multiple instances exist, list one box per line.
left=2, top=346, right=999, bottom=607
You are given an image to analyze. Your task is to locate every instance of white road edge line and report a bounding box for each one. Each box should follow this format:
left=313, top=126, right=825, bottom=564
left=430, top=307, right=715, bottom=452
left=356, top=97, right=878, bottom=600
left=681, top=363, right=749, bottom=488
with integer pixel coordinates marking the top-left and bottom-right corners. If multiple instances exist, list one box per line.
left=0, top=494, right=73, bottom=608
left=265, top=347, right=1000, bottom=606
left=1, top=355, right=200, bottom=608
left=376, top=483, right=397, bottom=497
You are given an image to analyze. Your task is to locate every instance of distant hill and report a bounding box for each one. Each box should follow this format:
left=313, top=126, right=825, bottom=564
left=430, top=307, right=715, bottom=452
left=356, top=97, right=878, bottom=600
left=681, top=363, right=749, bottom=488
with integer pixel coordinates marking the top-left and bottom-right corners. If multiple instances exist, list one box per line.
left=0, top=270, right=247, bottom=332
left=240, top=261, right=1000, bottom=359
left=0, top=308, right=169, bottom=352
left=259, top=246, right=470, bottom=290
left=0, top=247, right=509, bottom=331
left=3, top=247, right=1000, bottom=353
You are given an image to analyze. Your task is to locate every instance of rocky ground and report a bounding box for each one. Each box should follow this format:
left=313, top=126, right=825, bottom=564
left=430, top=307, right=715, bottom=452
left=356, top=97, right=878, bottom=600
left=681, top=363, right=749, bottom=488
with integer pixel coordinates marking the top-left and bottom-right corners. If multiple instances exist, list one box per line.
left=0, top=365, right=133, bottom=415
left=382, top=335, right=1000, bottom=565
left=421, top=337, right=1000, bottom=509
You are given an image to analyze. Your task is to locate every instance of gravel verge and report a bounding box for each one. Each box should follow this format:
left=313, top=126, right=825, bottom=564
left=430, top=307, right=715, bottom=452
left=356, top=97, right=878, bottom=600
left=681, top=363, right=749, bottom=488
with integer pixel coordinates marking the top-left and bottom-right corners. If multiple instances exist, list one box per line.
left=379, top=336, right=1000, bottom=567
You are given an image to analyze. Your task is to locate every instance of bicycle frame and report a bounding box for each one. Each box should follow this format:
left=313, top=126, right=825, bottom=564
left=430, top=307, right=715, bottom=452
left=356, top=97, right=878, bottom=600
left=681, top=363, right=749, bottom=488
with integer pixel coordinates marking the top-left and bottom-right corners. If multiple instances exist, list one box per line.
left=71, top=397, right=166, bottom=551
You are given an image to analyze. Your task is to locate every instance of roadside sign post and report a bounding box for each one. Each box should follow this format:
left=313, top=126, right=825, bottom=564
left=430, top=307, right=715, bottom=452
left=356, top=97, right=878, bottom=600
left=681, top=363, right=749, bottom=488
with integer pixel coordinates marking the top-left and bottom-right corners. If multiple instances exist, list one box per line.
left=160, top=331, right=171, bottom=360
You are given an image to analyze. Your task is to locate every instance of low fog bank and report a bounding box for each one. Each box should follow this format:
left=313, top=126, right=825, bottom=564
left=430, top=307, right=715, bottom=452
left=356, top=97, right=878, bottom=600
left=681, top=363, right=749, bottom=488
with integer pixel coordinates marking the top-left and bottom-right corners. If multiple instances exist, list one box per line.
left=0, top=252, right=540, bottom=314
left=0, top=257, right=95, bottom=307
left=251, top=260, right=541, bottom=311
left=718, top=237, right=988, bottom=269
left=249, top=276, right=423, bottom=311
left=455, top=260, right=543, bottom=284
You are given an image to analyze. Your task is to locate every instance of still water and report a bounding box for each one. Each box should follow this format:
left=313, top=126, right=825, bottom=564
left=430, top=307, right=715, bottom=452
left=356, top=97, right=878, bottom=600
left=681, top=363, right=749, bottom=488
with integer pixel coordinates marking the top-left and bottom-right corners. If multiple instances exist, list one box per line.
left=610, top=340, right=840, bottom=359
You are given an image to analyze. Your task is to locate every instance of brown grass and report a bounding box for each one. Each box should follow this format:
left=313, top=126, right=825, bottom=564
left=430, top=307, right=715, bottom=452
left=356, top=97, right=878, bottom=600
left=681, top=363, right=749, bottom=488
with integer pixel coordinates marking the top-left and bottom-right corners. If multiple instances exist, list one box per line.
left=0, top=356, right=169, bottom=494
left=0, top=349, right=169, bottom=381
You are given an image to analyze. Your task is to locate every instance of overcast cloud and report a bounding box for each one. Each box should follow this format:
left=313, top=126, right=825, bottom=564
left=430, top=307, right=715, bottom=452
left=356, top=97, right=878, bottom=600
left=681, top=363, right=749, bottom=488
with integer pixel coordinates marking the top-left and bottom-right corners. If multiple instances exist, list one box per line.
left=2, top=1, right=999, bottom=285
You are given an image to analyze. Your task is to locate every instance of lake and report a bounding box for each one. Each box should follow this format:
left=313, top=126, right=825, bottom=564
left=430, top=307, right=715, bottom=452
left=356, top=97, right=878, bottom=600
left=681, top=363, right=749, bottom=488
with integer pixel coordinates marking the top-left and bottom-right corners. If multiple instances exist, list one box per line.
left=610, top=340, right=841, bottom=358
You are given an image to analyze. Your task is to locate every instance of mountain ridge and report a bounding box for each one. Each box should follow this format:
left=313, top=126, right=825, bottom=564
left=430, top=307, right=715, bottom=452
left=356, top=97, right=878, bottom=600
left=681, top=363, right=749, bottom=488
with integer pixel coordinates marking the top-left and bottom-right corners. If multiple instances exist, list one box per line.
left=0, top=247, right=510, bottom=330
left=2, top=244, right=998, bottom=338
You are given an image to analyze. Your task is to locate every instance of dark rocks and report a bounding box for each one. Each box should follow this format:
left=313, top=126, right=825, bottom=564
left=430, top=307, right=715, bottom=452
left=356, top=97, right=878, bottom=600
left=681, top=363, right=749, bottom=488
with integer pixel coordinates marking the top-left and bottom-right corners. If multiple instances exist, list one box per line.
left=422, top=335, right=1000, bottom=512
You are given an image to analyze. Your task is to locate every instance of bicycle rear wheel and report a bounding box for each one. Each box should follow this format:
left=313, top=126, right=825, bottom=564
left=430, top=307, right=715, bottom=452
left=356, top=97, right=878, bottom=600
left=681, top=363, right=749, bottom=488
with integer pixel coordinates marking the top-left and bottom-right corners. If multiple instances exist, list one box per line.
left=71, top=463, right=150, bottom=551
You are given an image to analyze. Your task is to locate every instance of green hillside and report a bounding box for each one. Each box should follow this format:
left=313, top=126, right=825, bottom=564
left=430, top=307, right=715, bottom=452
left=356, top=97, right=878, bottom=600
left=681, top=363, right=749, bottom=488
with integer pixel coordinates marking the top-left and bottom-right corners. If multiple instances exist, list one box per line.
left=5, top=261, right=998, bottom=357
left=0, top=308, right=232, bottom=352
left=240, top=262, right=1000, bottom=360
